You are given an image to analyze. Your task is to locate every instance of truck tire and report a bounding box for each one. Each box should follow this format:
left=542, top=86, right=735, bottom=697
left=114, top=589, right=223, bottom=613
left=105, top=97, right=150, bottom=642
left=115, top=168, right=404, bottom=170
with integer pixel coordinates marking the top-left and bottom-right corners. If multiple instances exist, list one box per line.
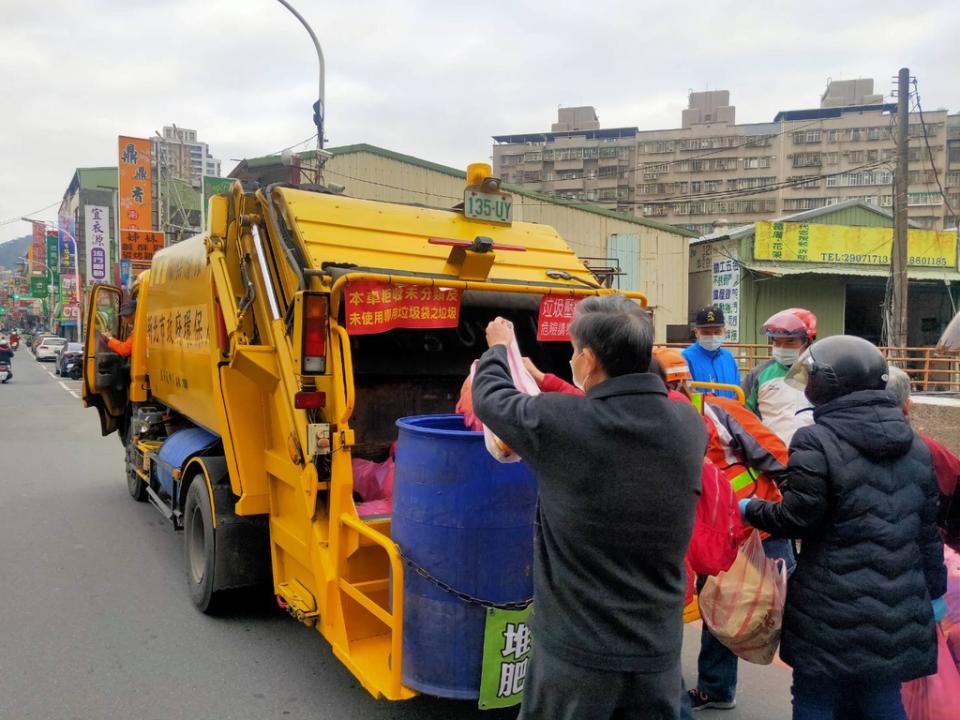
left=184, top=479, right=220, bottom=613
left=125, top=425, right=147, bottom=502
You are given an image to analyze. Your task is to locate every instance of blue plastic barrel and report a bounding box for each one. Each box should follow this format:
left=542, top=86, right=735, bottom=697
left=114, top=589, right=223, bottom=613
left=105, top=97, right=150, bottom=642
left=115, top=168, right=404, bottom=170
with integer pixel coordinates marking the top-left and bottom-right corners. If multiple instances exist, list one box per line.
left=392, top=414, right=537, bottom=699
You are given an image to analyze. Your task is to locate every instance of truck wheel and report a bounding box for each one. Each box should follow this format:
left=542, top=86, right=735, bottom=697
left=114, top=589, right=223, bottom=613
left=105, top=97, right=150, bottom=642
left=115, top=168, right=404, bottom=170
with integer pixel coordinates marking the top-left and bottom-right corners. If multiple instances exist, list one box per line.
left=184, top=479, right=220, bottom=613
left=125, top=426, right=147, bottom=502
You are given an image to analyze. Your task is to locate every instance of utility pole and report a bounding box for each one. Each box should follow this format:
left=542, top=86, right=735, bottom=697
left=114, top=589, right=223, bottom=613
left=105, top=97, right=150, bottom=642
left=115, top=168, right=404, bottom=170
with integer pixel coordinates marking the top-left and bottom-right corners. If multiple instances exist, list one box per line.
left=890, top=67, right=910, bottom=348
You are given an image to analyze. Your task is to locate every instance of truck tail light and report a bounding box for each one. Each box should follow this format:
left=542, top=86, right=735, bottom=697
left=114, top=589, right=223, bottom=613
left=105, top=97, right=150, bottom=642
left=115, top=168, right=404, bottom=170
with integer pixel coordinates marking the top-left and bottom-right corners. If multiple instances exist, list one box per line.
left=294, top=391, right=326, bottom=409
left=302, top=294, right=328, bottom=374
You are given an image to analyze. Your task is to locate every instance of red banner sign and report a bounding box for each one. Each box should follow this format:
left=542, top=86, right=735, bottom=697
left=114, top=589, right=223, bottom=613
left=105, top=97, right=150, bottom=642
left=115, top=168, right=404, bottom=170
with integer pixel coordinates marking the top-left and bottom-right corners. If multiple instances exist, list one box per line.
left=537, top=296, right=581, bottom=342
left=345, top=280, right=462, bottom=335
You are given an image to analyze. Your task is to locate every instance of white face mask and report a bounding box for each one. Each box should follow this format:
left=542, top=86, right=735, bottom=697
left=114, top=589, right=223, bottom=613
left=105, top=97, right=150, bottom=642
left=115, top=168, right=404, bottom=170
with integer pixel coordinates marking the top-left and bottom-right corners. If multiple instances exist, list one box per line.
left=570, top=350, right=586, bottom=391
left=698, top=335, right=724, bottom=352
left=772, top=346, right=801, bottom=367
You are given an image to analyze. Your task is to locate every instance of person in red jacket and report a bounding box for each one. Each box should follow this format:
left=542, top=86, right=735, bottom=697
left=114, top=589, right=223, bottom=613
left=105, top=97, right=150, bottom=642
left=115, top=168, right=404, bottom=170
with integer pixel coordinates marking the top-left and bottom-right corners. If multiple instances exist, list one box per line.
left=887, top=366, right=959, bottom=549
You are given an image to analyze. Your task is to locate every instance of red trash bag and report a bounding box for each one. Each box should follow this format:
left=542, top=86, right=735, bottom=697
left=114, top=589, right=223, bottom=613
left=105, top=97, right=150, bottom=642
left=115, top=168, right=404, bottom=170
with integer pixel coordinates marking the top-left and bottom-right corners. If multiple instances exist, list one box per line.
left=687, top=461, right=739, bottom=578
left=901, top=626, right=960, bottom=720
left=698, top=530, right=788, bottom=665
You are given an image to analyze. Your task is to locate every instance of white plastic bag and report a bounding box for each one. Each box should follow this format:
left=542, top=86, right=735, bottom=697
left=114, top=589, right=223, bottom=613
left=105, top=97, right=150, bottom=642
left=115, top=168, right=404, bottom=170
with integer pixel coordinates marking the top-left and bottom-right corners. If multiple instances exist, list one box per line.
left=466, top=326, right=540, bottom=463
left=698, top=530, right=788, bottom=665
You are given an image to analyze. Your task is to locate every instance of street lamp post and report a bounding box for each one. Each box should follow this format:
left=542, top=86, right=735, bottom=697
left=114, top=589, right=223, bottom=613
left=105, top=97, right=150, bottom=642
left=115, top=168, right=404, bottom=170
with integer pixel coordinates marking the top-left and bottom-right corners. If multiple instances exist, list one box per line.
left=275, top=0, right=326, bottom=175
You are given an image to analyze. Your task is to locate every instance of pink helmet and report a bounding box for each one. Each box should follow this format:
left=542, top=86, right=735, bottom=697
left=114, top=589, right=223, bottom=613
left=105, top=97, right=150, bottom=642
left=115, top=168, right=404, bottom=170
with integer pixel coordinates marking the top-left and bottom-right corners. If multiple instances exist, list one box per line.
left=763, top=308, right=817, bottom=341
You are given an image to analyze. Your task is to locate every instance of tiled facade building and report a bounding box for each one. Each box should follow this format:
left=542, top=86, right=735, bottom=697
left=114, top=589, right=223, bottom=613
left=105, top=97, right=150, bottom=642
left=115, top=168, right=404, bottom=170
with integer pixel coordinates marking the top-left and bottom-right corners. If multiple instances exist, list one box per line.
left=492, top=80, right=959, bottom=235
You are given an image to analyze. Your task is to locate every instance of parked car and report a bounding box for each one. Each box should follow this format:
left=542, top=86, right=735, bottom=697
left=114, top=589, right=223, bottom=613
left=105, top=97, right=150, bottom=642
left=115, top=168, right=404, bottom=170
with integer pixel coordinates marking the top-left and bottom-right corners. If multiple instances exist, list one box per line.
left=55, top=342, right=84, bottom=376
left=35, top=337, right=67, bottom=361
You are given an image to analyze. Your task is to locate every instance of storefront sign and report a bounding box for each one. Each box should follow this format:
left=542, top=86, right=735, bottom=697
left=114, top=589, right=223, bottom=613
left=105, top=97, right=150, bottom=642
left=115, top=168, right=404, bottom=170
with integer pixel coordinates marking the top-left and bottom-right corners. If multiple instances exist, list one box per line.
left=755, top=221, right=958, bottom=268
left=344, top=280, right=462, bottom=335
left=118, top=135, right=158, bottom=262
left=478, top=605, right=532, bottom=710
left=30, top=221, right=46, bottom=275
left=536, top=296, right=581, bottom=342
left=121, top=229, right=165, bottom=263
left=711, top=256, right=740, bottom=343
left=30, top=276, right=47, bottom=299
left=84, top=205, right=111, bottom=284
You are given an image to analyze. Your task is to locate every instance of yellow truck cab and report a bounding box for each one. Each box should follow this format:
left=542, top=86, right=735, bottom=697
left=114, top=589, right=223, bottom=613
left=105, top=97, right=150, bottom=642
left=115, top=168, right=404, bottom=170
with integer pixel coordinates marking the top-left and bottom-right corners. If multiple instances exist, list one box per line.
left=83, top=164, right=645, bottom=701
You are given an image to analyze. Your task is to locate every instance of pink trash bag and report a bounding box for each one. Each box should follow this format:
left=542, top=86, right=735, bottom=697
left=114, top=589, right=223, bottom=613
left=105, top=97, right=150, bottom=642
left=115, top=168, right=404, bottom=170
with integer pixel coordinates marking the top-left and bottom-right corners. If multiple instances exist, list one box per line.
left=901, top=626, right=960, bottom=720
left=942, top=546, right=960, bottom=668
left=456, top=323, right=540, bottom=463
left=698, top=529, right=788, bottom=665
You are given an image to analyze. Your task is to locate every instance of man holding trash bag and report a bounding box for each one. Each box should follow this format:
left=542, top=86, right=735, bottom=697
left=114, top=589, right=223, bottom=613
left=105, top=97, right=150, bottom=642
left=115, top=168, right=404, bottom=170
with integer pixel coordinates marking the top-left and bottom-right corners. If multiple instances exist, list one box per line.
left=740, top=335, right=946, bottom=720
left=472, top=296, right=706, bottom=720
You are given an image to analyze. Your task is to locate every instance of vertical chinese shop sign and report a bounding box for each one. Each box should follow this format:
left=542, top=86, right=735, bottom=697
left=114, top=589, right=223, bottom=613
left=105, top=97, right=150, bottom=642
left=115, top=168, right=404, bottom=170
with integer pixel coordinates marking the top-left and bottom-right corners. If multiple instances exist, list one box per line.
left=118, top=136, right=164, bottom=265
left=344, top=280, right=463, bottom=334
left=85, top=205, right=111, bottom=284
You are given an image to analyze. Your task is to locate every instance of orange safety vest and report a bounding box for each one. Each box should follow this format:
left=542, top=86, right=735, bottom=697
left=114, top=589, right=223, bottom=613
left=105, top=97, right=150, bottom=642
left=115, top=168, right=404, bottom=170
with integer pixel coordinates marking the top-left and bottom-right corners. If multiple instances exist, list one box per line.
left=691, top=392, right=786, bottom=540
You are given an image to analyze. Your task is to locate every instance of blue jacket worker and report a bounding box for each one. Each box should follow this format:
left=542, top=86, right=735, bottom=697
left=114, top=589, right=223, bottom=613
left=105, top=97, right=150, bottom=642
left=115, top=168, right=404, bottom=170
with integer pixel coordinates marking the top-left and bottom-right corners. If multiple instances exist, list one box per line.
left=473, top=296, right=707, bottom=720
left=682, top=305, right=740, bottom=399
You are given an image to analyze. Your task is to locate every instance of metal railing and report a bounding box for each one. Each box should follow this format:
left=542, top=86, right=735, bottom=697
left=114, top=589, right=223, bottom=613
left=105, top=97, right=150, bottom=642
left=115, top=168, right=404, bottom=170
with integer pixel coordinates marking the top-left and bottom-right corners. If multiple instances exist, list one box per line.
left=665, top=343, right=960, bottom=393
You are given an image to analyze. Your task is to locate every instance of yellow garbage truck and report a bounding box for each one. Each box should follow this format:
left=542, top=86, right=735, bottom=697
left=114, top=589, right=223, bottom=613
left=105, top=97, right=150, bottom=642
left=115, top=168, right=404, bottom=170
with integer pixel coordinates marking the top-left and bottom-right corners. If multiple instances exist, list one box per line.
left=83, top=165, right=645, bottom=701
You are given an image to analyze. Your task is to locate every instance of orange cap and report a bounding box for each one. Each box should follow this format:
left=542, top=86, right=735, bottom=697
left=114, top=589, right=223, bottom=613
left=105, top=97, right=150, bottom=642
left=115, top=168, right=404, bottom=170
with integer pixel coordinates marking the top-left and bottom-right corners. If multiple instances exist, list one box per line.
left=653, top=346, right=692, bottom=381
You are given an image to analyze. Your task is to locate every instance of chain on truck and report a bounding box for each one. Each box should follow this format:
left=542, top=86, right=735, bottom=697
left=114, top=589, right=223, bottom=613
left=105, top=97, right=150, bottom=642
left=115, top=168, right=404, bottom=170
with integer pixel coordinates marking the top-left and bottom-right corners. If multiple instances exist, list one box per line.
left=82, top=165, right=646, bottom=701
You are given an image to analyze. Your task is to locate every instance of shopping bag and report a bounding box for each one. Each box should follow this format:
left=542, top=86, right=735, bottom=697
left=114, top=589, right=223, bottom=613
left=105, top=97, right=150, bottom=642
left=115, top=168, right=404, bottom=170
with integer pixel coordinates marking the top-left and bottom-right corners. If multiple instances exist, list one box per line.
left=901, top=626, right=960, bottom=720
left=457, top=325, right=540, bottom=463
left=698, top=530, right=787, bottom=665
left=942, top=546, right=960, bottom=668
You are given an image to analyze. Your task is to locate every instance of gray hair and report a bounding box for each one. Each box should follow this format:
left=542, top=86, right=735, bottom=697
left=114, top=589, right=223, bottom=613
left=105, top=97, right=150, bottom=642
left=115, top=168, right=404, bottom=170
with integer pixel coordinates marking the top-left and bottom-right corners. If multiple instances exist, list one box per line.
left=886, top=366, right=912, bottom=409
left=568, top=295, right=653, bottom=377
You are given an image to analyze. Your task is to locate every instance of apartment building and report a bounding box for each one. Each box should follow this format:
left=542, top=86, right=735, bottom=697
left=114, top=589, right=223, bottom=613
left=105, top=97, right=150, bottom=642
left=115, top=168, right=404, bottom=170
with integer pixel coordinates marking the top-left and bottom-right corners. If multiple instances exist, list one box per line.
left=492, top=82, right=959, bottom=235
left=151, top=125, right=221, bottom=189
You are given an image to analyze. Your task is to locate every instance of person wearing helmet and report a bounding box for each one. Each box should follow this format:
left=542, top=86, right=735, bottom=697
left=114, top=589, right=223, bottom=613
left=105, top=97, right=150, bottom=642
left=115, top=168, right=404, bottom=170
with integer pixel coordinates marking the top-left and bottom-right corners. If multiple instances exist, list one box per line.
left=682, top=306, right=740, bottom=400
left=742, top=308, right=817, bottom=446
left=741, top=336, right=947, bottom=720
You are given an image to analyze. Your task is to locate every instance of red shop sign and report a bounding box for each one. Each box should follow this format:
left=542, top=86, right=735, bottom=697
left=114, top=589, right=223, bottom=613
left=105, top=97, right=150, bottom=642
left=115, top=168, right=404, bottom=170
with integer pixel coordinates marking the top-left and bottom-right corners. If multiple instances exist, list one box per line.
left=344, top=280, right=462, bottom=335
left=537, top=296, right=581, bottom=342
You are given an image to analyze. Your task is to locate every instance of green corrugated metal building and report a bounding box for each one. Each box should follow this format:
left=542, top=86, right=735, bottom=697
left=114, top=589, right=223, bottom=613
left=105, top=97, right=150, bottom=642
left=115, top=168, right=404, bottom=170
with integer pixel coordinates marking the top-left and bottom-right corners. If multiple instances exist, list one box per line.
left=689, top=200, right=960, bottom=346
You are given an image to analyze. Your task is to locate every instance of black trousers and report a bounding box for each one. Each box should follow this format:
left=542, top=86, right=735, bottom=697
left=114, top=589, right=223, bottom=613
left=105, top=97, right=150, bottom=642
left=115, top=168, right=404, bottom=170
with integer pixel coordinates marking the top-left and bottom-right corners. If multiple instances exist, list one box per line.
left=517, top=645, right=682, bottom=720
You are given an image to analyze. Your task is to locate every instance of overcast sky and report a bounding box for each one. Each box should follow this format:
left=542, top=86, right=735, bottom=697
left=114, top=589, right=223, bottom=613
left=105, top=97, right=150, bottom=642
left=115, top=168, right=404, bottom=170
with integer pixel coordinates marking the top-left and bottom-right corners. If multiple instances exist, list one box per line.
left=1, top=0, right=958, bottom=244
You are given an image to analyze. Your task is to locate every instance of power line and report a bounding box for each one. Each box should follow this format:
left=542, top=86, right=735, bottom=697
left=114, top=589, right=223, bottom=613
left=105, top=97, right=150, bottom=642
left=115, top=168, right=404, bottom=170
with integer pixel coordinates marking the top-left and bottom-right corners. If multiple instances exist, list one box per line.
left=911, top=77, right=957, bottom=224
left=0, top=201, right=61, bottom=228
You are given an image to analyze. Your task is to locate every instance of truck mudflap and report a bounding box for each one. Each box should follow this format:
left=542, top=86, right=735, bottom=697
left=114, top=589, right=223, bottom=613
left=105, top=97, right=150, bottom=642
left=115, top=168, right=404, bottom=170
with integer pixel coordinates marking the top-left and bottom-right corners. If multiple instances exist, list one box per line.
left=155, top=427, right=219, bottom=498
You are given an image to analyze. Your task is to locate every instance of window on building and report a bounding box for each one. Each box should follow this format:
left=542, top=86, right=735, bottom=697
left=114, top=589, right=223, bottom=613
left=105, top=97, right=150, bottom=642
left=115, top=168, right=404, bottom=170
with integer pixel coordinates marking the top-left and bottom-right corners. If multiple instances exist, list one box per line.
left=908, top=191, right=942, bottom=206
left=867, top=149, right=879, bottom=162
left=788, top=175, right=822, bottom=189
left=783, top=198, right=830, bottom=211
left=690, top=181, right=701, bottom=193
left=822, top=152, right=840, bottom=165
left=523, top=152, right=542, bottom=162
left=827, top=129, right=842, bottom=143
left=793, top=152, right=822, bottom=168
left=581, top=147, right=598, bottom=159
left=744, top=134, right=773, bottom=147
left=743, top=156, right=772, bottom=169
left=946, top=170, right=960, bottom=187
left=867, top=127, right=884, bottom=141
left=793, top=129, right=822, bottom=144
left=598, top=147, right=617, bottom=159
left=557, top=148, right=584, bottom=161
left=522, top=170, right=542, bottom=183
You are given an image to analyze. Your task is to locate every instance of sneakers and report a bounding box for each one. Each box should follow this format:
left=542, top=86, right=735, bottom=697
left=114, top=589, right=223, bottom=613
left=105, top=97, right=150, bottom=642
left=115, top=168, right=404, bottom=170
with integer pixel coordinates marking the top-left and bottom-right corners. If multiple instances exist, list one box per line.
left=688, top=688, right=737, bottom=711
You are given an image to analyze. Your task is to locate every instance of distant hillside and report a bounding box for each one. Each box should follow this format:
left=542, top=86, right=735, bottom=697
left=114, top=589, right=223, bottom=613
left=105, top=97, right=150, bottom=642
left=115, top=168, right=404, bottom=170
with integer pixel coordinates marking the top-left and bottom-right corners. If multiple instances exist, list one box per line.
left=0, top=235, right=30, bottom=271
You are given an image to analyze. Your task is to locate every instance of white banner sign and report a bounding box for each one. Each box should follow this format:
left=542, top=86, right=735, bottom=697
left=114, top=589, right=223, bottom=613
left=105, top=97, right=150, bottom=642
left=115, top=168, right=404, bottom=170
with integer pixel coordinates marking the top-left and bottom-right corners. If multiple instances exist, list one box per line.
left=85, top=205, right=111, bottom=284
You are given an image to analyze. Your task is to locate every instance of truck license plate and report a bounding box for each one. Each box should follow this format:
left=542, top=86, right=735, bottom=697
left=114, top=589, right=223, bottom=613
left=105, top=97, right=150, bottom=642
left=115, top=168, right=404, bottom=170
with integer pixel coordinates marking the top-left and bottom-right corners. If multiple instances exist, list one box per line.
left=464, top=190, right=513, bottom=225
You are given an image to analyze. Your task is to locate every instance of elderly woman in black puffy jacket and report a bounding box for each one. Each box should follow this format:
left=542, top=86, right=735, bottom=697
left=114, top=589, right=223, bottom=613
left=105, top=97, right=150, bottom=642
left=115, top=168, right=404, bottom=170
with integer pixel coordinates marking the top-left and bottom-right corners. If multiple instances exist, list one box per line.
left=741, top=336, right=946, bottom=720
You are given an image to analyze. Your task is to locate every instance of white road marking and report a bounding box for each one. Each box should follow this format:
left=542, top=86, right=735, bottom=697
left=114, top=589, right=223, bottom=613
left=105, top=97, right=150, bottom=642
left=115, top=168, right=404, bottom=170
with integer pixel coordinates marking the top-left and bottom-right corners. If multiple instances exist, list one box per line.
left=58, top=381, right=79, bottom=399
left=47, top=371, right=57, bottom=379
